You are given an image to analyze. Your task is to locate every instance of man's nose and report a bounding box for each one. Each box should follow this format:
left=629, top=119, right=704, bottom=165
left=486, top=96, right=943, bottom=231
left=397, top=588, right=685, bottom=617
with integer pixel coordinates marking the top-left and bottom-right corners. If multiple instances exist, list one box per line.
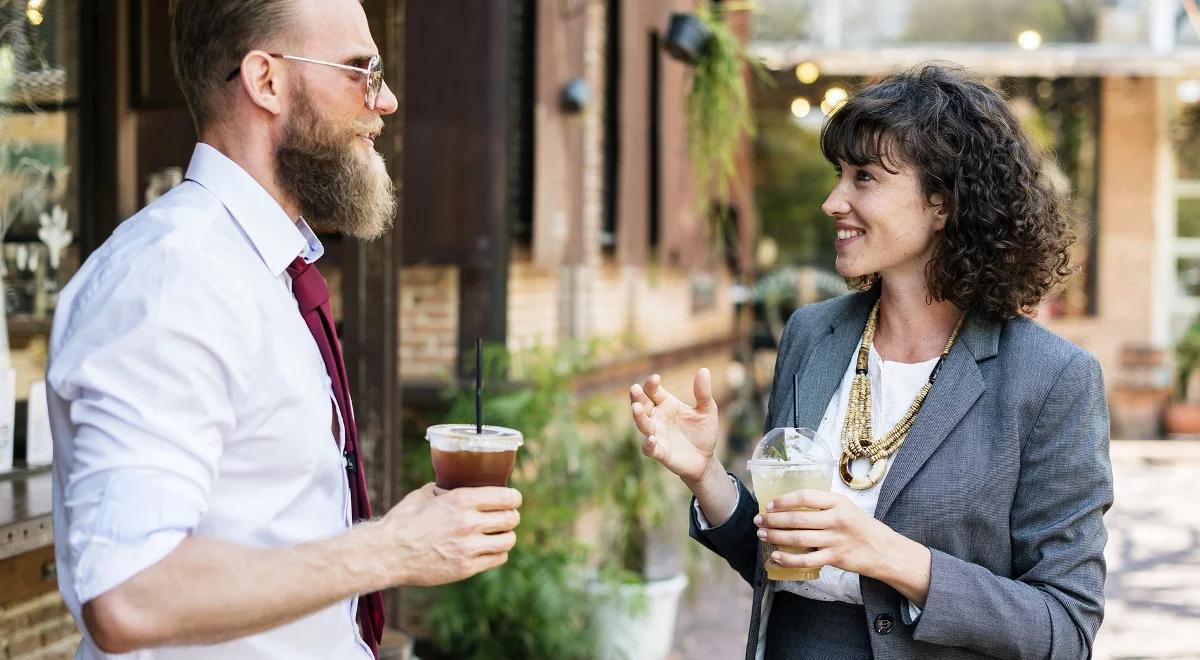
left=374, top=80, right=399, bottom=115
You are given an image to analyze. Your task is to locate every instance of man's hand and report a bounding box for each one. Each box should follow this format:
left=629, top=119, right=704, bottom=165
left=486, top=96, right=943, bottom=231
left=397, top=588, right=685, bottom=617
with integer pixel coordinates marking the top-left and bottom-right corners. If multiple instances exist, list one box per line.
left=82, top=483, right=522, bottom=653
left=376, top=483, right=522, bottom=587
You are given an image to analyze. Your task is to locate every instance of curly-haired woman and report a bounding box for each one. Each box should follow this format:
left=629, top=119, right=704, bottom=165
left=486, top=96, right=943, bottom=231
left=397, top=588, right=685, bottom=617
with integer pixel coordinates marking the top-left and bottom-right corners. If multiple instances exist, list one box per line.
left=629, top=64, right=1112, bottom=659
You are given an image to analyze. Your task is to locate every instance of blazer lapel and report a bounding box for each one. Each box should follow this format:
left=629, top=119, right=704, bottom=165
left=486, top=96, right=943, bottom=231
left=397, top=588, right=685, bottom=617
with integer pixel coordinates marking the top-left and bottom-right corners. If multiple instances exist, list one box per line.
left=874, top=315, right=998, bottom=519
left=777, top=290, right=876, bottom=432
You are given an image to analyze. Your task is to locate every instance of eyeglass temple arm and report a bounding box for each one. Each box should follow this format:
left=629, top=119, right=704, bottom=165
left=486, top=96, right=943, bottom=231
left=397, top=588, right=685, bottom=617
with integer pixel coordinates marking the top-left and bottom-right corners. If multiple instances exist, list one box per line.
left=227, top=53, right=373, bottom=82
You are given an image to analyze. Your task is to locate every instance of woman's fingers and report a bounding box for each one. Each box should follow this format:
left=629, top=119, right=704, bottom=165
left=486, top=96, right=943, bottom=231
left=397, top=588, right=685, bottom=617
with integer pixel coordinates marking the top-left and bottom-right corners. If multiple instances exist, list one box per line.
left=629, top=383, right=655, bottom=416
left=630, top=401, right=656, bottom=437
left=642, top=434, right=666, bottom=462
left=766, top=489, right=841, bottom=512
left=755, top=508, right=837, bottom=531
left=769, top=548, right=836, bottom=569
left=757, top=528, right=835, bottom=549
left=692, top=368, right=715, bottom=412
left=643, top=373, right=672, bottom=405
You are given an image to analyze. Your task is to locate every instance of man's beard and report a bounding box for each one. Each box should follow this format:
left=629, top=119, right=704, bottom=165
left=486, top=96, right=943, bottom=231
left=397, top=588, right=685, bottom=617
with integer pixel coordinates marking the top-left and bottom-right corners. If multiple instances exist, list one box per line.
left=275, top=86, right=396, bottom=240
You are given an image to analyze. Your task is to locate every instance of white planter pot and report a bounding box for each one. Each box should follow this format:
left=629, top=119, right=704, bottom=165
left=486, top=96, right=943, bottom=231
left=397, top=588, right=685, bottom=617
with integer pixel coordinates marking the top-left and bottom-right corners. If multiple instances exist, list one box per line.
left=591, top=573, right=689, bottom=660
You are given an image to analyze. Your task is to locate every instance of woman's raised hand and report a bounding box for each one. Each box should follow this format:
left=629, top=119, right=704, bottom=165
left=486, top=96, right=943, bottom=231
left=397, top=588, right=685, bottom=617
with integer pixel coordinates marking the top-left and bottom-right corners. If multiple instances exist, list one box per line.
left=629, top=369, right=720, bottom=485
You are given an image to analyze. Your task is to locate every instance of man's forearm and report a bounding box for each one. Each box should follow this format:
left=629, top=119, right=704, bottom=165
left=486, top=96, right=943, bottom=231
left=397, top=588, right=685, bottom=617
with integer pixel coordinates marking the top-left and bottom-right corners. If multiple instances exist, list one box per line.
left=84, top=522, right=389, bottom=653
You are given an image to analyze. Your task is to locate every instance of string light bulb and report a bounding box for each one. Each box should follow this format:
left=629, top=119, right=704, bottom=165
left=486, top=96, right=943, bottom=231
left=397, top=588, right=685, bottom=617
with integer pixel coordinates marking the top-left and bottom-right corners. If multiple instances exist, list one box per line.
left=790, top=97, right=811, bottom=119
left=1018, top=30, right=1042, bottom=51
left=26, top=0, right=46, bottom=25
left=794, top=62, right=820, bottom=85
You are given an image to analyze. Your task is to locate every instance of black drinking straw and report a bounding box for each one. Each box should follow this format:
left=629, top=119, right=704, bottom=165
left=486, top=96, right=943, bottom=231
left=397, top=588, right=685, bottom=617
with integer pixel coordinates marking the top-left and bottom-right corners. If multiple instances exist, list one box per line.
left=792, top=372, right=800, bottom=429
left=475, top=338, right=483, bottom=434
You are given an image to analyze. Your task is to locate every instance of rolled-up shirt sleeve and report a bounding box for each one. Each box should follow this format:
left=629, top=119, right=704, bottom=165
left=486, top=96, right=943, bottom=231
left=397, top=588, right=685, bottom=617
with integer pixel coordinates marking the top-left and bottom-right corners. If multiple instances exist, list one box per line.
left=48, top=254, right=252, bottom=604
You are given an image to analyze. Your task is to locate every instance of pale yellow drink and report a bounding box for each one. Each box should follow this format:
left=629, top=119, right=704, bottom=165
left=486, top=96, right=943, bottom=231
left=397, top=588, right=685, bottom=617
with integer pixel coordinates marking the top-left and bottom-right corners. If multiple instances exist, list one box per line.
left=750, top=465, right=833, bottom=581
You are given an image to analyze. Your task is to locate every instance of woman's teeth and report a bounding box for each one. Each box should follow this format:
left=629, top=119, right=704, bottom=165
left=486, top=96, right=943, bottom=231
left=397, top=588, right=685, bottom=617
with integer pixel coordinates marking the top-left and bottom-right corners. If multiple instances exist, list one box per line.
left=837, top=229, right=865, bottom=240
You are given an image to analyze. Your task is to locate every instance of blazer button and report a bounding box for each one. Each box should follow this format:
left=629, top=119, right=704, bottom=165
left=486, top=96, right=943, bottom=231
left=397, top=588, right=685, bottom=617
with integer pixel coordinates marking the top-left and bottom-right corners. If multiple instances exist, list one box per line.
left=874, top=614, right=894, bottom=635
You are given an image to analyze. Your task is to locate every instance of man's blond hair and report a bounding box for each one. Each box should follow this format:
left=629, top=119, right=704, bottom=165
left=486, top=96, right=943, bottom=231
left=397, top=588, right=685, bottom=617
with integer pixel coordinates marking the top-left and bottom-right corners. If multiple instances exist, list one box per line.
left=169, top=0, right=297, bottom=131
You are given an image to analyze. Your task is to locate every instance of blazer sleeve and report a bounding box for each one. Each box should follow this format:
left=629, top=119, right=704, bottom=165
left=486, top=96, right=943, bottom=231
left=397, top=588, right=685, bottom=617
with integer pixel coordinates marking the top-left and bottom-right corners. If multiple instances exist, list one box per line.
left=911, top=351, right=1113, bottom=659
left=688, top=475, right=762, bottom=585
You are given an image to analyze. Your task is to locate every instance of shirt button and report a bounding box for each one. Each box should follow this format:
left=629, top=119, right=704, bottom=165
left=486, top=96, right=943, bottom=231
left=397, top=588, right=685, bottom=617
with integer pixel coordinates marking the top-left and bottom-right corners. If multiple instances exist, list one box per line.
left=874, top=614, right=894, bottom=635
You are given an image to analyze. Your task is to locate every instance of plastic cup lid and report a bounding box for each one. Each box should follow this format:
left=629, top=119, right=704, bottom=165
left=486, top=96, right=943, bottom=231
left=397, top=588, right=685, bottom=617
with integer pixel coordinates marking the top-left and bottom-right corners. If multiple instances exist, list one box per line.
left=745, top=426, right=835, bottom=469
left=426, top=424, right=524, bottom=451
left=746, top=458, right=837, bottom=470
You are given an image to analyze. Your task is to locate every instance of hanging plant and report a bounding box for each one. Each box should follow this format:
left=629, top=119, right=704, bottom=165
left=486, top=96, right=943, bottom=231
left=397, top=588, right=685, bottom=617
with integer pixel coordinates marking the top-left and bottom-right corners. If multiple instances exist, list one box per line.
left=672, top=4, right=764, bottom=208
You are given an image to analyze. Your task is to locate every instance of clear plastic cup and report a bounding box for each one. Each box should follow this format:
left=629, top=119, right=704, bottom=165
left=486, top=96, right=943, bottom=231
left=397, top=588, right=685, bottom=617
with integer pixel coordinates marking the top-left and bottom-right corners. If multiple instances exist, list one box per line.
left=746, top=427, right=836, bottom=581
left=426, top=424, right=523, bottom=489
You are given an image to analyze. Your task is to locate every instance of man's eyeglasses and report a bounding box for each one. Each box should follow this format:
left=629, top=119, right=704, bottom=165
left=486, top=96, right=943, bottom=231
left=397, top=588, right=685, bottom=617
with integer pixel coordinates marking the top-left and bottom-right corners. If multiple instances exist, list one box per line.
left=226, top=53, right=385, bottom=110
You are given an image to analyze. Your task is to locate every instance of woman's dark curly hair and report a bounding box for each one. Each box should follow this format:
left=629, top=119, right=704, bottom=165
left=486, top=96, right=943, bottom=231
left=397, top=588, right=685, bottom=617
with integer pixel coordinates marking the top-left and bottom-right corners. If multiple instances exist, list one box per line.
left=820, top=63, right=1076, bottom=321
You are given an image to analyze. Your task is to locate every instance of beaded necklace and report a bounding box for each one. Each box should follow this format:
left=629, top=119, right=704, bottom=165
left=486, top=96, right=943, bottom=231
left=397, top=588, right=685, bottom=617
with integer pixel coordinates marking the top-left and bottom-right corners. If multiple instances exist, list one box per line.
left=838, top=300, right=967, bottom=490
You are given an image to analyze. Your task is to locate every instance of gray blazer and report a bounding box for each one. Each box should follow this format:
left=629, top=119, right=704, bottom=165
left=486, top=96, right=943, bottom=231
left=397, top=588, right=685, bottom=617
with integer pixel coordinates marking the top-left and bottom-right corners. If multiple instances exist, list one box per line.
left=691, top=288, right=1113, bottom=659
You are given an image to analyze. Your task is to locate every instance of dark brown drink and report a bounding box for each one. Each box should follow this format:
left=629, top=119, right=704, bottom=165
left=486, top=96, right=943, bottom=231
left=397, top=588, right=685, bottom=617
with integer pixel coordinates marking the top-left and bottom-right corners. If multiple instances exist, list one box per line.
left=431, top=447, right=517, bottom=489
left=426, top=424, right=524, bottom=490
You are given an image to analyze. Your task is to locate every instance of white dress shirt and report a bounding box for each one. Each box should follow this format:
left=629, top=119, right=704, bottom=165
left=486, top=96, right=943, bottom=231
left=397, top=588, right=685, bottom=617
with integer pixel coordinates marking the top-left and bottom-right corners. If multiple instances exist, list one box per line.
left=47, top=143, right=371, bottom=659
left=698, top=339, right=934, bottom=619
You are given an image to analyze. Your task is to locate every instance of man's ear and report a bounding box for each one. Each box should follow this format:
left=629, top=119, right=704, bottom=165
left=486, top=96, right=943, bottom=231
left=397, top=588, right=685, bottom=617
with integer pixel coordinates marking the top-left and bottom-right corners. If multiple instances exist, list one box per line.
left=236, top=51, right=285, bottom=117
left=929, top=192, right=950, bottom=231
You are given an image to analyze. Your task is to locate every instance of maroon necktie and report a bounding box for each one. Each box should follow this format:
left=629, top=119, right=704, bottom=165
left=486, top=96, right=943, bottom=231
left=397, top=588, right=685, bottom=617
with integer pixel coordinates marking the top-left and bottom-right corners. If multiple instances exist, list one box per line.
left=287, top=257, right=384, bottom=657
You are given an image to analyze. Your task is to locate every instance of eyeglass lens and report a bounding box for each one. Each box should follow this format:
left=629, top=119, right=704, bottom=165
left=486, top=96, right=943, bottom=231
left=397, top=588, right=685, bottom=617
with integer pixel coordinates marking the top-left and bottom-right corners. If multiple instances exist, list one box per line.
left=366, top=57, right=384, bottom=109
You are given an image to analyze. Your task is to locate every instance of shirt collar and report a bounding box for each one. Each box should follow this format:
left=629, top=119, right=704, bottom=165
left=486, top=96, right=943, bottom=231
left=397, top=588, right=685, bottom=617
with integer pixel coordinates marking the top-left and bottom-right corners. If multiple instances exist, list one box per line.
left=184, top=143, right=320, bottom=275
left=295, top=218, right=325, bottom=264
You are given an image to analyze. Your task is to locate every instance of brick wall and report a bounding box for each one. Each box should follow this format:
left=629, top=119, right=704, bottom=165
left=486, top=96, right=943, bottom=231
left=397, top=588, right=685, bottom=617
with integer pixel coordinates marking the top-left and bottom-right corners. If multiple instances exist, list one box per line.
left=506, top=259, right=560, bottom=352
left=398, top=266, right=459, bottom=381
left=628, top=266, right=734, bottom=354
left=0, top=591, right=79, bottom=660
left=401, top=257, right=737, bottom=383
left=505, top=256, right=736, bottom=355
left=1042, top=76, right=1163, bottom=388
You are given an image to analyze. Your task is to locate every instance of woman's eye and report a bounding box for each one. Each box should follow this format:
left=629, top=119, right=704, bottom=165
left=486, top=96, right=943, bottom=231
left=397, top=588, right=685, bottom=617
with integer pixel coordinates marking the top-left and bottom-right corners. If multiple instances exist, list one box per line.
left=855, top=170, right=874, bottom=183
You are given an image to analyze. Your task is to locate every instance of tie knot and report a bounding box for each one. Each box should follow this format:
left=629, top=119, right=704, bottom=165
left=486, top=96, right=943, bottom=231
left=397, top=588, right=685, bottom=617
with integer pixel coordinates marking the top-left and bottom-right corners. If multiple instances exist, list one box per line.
left=287, top=256, right=309, bottom=278
left=288, top=256, right=330, bottom=313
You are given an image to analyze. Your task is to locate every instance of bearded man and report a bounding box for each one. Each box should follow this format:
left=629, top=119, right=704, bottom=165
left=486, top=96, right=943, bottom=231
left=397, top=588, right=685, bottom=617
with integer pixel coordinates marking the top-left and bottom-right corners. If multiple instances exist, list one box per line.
left=44, top=1, right=523, bottom=658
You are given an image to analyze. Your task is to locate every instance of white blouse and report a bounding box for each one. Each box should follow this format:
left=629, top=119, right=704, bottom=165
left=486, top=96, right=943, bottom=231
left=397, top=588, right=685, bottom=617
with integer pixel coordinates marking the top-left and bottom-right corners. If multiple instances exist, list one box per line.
left=776, top=339, right=938, bottom=607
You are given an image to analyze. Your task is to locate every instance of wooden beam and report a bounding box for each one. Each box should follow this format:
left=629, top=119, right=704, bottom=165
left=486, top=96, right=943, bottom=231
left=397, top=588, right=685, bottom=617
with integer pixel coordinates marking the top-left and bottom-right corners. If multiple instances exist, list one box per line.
left=403, top=1, right=515, bottom=361
left=752, top=43, right=1200, bottom=78
left=347, top=0, right=406, bottom=630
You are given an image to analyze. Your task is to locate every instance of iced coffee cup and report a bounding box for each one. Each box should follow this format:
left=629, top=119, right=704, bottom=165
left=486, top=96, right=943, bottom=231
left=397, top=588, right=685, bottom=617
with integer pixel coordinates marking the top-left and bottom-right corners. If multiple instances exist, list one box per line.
left=747, top=427, right=836, bottom=581
left=426, top=424, right=524, bottom=489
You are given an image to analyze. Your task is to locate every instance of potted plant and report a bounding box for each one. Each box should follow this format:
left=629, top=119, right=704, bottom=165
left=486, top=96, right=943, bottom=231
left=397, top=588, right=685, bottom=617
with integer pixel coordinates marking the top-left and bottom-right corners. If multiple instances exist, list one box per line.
left=408, top=342, right=609, bottom=660
left=587, top=430, right=689, bottom=660
left=1165, top=317, right=1200, bottom=436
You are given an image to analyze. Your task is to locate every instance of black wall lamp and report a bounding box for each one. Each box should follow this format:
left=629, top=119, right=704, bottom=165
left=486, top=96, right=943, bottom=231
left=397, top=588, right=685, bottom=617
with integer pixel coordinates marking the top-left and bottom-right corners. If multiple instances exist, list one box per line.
left=560, top=77, right=591, bottom=113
